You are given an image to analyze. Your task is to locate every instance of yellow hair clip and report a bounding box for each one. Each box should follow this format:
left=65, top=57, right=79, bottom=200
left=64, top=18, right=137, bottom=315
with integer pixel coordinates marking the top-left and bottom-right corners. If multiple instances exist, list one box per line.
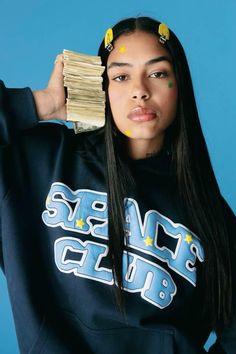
left=158, top=23, right=170, bottom=44
left=104, top=28, right=114, bottom=52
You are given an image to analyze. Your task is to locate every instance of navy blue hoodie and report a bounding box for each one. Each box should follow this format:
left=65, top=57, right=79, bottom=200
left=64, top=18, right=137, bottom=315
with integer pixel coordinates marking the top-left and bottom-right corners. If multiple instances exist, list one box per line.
left=0, top=81, right=235, bottom=354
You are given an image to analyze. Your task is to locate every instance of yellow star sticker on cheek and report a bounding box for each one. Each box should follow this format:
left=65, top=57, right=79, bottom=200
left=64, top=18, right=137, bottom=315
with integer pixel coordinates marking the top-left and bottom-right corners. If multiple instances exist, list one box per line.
left=124, top=130, right=132, bottom=137
left=144, top=236, right=153, bottom=247
left=184, top=234, right=193, bottom=244
left=119, top=46, right=126, bottom=54
left=76, top=218, right=85, bottom=229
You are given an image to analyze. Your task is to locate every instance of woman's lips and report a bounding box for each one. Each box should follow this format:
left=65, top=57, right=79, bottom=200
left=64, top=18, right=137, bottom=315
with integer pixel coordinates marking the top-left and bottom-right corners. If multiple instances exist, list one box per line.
left=127, top=107, right=157, bottom=122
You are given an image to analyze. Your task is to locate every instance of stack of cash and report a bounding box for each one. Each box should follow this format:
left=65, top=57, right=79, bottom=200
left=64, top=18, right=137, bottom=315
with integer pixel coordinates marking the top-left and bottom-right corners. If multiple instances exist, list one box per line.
left=63, top=49, right=106, bottom=133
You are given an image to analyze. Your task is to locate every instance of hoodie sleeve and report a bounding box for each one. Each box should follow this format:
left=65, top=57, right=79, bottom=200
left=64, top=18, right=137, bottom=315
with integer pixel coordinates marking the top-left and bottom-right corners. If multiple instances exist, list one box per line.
left=208, top=199, right=236, bottom=354
left=0, top=80, right=39, bottom=268
left=0, top=80, right=38, bottom=145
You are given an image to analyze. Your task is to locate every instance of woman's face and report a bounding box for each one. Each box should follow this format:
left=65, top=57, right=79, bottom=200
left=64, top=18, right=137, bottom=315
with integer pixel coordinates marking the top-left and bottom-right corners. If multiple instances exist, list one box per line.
left=107, top=30, right=178, bottom=155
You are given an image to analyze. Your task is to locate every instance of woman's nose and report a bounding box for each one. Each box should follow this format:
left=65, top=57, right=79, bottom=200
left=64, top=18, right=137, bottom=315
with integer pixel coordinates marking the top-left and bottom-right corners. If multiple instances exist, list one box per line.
left=131, top=80, right=150, bottom=101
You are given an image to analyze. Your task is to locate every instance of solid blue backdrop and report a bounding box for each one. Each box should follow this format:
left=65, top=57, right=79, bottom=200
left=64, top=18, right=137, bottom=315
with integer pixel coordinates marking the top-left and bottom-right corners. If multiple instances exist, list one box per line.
left=0, top=0, right=235, bottom=352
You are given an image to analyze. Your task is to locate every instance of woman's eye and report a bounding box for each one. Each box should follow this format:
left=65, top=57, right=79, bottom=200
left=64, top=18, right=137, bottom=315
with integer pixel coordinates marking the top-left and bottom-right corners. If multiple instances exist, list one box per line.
left=113, top=75, right=127, bottom=82
left=149, top=71, right=167, bottom=79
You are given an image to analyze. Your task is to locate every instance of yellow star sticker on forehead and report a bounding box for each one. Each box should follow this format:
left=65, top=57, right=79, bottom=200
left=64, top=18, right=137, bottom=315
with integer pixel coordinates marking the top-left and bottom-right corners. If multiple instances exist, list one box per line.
left=76, top=218, right=85, bottom=229
left=184, top=234, right=193, bottom=244
left=119, top=46, right=126, bottom=54
left=144, top=236, right=153, bottom=247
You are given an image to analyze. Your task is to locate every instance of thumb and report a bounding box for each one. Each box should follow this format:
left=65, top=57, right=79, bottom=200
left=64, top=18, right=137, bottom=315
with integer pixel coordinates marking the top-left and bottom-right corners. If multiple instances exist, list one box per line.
left=47, top=54, right=64, bottom=90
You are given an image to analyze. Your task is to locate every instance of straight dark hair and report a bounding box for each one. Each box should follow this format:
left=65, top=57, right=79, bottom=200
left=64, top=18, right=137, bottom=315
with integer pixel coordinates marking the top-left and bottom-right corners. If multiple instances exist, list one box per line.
left=98, top=16, right=232, bottom=330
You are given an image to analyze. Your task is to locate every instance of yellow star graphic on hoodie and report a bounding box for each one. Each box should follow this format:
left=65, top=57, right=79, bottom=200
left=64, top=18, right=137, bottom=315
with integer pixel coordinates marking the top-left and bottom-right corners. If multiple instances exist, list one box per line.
left=184, top=234, right=193, bottom=244
left=76, top=218, right=85, bottom=229
left=144, top=236, right=153, bottom=247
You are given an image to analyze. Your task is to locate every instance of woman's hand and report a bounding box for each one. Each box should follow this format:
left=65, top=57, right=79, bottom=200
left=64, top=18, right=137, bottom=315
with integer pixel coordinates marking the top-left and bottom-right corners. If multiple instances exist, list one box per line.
left=33, top=54, right=67, bottom=121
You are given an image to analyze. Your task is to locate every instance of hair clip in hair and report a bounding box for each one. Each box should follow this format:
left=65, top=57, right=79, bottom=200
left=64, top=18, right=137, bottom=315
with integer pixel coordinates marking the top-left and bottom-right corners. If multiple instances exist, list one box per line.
left=104, top=28, right=114, bottom=52
left=158, top=23, right=170, bottom=44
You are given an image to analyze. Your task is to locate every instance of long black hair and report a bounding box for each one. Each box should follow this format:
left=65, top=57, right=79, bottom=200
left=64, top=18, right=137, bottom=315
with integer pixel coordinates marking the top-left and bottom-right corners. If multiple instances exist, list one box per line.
left=97, top=16, right=232, bottom=330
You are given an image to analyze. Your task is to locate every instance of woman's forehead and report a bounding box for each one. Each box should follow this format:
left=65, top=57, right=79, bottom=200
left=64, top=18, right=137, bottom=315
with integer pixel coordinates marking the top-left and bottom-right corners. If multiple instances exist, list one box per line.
left=107, top=31, right=171, bottom=65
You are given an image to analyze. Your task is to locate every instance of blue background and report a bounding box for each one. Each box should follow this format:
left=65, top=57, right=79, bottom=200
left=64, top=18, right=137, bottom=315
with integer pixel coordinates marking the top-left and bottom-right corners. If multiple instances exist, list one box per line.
left=0, top=0, right=235, bottom=352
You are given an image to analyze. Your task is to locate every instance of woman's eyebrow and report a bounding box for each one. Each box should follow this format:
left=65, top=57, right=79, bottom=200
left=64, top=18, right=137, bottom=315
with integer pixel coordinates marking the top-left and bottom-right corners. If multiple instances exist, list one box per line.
left=107, top=62, right=132, bottom=70
left=107, top=56, right=172, bottom=70
left=145, top=56, right=172, bottom=66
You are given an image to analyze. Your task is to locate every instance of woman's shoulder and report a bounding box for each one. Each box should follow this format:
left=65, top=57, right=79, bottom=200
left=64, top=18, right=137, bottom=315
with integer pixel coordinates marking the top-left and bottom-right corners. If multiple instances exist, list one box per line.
left=19, top=121, right=104, bottom=143
left=16, top=121, right=105, bottom=157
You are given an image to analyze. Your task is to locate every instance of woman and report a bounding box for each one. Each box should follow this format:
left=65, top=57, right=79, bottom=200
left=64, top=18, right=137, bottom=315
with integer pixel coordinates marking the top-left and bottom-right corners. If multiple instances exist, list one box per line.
left=0, top=16, right=235, bottom=354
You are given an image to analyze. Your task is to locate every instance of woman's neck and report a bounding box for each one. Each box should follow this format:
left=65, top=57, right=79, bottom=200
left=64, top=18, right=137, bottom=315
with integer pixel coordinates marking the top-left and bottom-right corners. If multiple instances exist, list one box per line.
left=127, top=137, right=164, bottom=160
